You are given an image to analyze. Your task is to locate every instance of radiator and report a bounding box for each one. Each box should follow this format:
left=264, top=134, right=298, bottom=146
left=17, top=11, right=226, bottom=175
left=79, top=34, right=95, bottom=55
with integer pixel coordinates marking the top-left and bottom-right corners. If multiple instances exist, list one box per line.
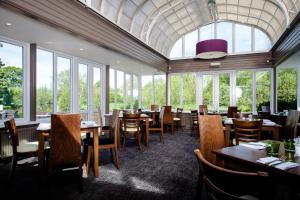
left=0, top=124, right=39, bottom=158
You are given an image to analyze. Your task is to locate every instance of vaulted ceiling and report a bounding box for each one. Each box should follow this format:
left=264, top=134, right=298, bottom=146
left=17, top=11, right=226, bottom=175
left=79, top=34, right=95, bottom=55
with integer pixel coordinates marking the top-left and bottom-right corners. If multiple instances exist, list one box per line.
left=80, top=0, right=300, bottom=57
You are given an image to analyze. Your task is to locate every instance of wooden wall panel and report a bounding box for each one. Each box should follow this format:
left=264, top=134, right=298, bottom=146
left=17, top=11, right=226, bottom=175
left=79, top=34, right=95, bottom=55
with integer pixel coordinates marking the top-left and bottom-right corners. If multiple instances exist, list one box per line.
left=0, top=0, right=168, bottom=71
left=272, top=13, right=300, bottom=66
left=168, top=52, right=273, bottom=73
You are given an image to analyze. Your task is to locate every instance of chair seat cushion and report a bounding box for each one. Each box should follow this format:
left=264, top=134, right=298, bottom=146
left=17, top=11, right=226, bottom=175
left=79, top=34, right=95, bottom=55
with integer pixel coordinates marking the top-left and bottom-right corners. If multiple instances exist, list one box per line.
left=17, top=141, right=49, bottom=153
left=122, top=127, right=140, bottom=132
left=173, top=117, right=181, bottom=121
left=193, top=121, right=198, bottom=125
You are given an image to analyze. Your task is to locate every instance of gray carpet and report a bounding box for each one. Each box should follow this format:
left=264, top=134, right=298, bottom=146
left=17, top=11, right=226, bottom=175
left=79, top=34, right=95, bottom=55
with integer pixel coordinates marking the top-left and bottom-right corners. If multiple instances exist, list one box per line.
left=0, top=129, right=199, bottom=200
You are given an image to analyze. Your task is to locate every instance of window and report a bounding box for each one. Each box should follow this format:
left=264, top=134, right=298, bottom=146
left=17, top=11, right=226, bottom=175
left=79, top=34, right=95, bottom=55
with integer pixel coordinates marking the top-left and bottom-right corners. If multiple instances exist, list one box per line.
left=141, top=75, right=153, bottom=109
left=56, top=57, right=71, bottom=113
left=116, top=70, right=124, bottom=109
left=255, top=29, right=271, bottom=51
left=256, top=71, right=271, bottom=110
left=170, top=75, right=181, bottom=109
left=183, top=74, right=196, bottom=110
left=219, top=73, right=230, bottom=111
left=78, top=64, right=88, bottom=119
left=0, top=41, right=24, bottom=119
left=109, top=68, right=115, bottom=112
left=184, top=30, right=198, bottom=57
left=36, top=49, right=53, bottom=119
left=93, top=67, right=101, bottom=110
left=133, top=75, right=138, bottom=109
left=277, top=69, right=297, bottom=111
left=200, top=23, right=214, bottom=40
left=202, top=75, right=214, bottom=111
left=235, top=24, right=251, bottom=53
left=125, top=74, right=131, bottom=109
left=217, top=22, right=233, bottom=53
left=236, top=71, right=253, bottom=112
left=170, top=38, right=182, bottom=58
left=154, top=75, right=166, bottom=107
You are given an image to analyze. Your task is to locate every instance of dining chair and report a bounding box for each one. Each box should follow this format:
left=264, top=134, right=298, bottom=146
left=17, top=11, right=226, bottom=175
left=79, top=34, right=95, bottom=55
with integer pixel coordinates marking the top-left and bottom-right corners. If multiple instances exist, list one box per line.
left=150, top=104, right=159, bottom=111
left=233, top=119, right=263, bottom=145
left=194, top=149, right=269, bottom=200
left=162, top=106, right=175, bottom=134
left=49, top=114, right=83, bottom=192
left=284, top=110, right=300, bottom=139
left=199, top=104, right=208, bottom=115
left=4, top=118, right=48, bottom=179
left=150, top=104, right=159, bottom=124
left=147, top=106, right=165, bottom=144
left=173, top=108, right=183, bottom=131
left=191, top=110, right=199, bottom=136
left=199, top=115, right=225, bottom=165
left=122, top=112, right=142, bottom=150
left=227, top=106, right=238, bottom=118
left=85, top=110, right=120, bottom=175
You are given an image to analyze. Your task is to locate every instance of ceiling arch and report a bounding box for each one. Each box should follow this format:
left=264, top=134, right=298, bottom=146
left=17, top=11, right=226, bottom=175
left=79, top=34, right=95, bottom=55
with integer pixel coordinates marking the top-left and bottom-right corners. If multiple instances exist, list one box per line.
left=81, top=0, right=300, bottom=57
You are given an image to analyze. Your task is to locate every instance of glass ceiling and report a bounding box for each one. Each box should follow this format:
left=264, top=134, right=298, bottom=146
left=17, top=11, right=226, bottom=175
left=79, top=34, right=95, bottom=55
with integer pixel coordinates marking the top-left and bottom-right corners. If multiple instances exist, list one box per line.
left=80, top=0, right=300, bottom=57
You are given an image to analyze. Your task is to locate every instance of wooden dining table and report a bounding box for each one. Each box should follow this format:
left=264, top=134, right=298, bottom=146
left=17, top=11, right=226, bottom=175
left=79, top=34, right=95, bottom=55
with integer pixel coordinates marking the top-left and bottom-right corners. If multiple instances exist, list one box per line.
left=224, top=118, right=281, bottom=147
left=36, top=123, right=101, bottom=177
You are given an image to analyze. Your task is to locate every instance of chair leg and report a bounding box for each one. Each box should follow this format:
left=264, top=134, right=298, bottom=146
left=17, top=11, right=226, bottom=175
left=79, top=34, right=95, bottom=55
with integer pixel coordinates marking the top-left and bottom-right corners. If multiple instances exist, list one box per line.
left=137, top=131, right=142, bottom=150
left=123, top=133, right=126, bottom=151
left=160, top=130, right=164, bottom=144
left=10, top=156, right=17, bottom=179
left=113, top=146, right=120, bottom=169
left=86, top=146, right=92, bottom=176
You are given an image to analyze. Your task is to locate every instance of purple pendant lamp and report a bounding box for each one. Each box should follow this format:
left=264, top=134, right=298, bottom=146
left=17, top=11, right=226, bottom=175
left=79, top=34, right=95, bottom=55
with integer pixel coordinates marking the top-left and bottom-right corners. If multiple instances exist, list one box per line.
left=196, top=39, right=227, bottom=59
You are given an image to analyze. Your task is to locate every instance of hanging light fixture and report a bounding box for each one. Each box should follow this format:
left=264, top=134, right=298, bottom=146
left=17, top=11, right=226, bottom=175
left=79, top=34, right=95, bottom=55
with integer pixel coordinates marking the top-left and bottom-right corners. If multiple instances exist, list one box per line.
left=195, top=0, right=227, bottom=59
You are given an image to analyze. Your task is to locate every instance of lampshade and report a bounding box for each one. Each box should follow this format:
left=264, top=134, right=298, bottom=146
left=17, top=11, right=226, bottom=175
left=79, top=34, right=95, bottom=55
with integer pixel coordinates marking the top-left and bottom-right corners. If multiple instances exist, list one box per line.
left=196, top=39, right=227, bottom=59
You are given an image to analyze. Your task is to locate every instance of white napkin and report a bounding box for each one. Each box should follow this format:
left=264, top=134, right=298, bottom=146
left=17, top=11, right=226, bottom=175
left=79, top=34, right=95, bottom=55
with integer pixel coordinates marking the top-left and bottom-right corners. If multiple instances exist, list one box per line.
left=257, top=157, right=279, bottom=164
left=37, top=123, right=51, bottom=131
left=263, top=120, right=276, bottom=125
left=224, top=118, right=233, bottom=124
left=240, top=143, right=266, bottom=150
left=249, top=142, right=267, bottom=147
left=274, top=162, right=299, bottom=170
left=81, top=121, right=96, bottom=126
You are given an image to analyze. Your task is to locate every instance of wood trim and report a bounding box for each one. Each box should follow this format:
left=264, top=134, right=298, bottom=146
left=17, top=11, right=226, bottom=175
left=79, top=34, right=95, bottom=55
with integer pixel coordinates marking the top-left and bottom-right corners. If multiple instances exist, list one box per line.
left=29, top=43, right=36, bottom=121
left=0, top=0, right=169, bottom=70
left=105, top=65, right=109, bottom=114
left=168, top=52, right=273, bottom=73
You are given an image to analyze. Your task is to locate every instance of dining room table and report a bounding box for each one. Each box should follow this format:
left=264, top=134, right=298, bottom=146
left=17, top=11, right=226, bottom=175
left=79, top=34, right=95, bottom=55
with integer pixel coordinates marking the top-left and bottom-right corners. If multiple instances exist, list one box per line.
left=36, top=122, right=101, bottom=177
left=224, top=118, right=281, bottom=147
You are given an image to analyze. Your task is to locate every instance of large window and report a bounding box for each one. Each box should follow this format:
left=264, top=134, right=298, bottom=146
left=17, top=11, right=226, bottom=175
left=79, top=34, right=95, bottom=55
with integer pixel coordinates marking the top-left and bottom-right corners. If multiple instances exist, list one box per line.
left=93, top=67, right=101, bottom=110
left=169, top=38, right=182, bottom=58
left=217, top=22, right=233, bottom=53
left=116, top=71, right=124, bottom=110
left=236, top=71, right=253, bottom=112
left=141, top=76, right=153, bottom=109
left=256, top=71, right=271, bottom=110
left=154, top=75, right=166, bottom=107
left=183, top=74, right=196, bottom=110
left=170, top=75, right=181, bottom=109
left=202, top=75, right=214, bottom=111
left=133, top=75, right=138, bottom=109
left=235, top=24, right=252, bottom=53
left=277, top=69, right=297, bottom=111
left=125, top=74, right=131, bottom=109
left=184, top=30, right=198, bottom=57
left=78, top=64, right=88, bottom=115
left=109, top=68, right=115, bottom=112
left=0, top=41, right=24, bottom=119
left=200, top=23, right=214, bottom=40
left=36, top=49, right=53, bottom=118
left=219, top=73, right=230, bottom=111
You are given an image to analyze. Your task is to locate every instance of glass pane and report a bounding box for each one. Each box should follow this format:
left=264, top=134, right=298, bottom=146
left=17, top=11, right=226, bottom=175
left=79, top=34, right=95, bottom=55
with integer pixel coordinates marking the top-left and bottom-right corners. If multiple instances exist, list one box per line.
left=256, top=71, right=270, bottom=110
left=57, top=57, right=71, bottom=113
left=36, top=49, right=53, bottom=119
left=133, top=75, right=138, bottom=109
left=116, top=70, right=124, bottom=110
left=236, top=71, right=253, bottom=112
left=200, top=23, right=214, bottom=41
left=141, top=75, right=153, bottom=109
left=93, top=67, right=101, bottom=110
left=0, top=41, right=23, bottom=119
left=254, top=28, right=271, bottom=51
left=184, top=30, right=198, bottom=57
left=235, top=24, right=251, bottom=53
left=154, top=75, right=166, bottom=107
left=170, top=75, right=181, bottom=109
left=217, top=22, right=233, bottom=53
left=203, top=75, right=213, bottom=111
left=219, top=73, right=230, bottom=112
left=277, top=69, right=297, bottom=111
left=183, top=74, right=196, bottom=110
left=78, top=64, right=88, bottom=113
left=125, top=74, right=131, bottom=109
left=170, top=38, right=182, bottom=58
left=109, top=68, right=115, bottom=112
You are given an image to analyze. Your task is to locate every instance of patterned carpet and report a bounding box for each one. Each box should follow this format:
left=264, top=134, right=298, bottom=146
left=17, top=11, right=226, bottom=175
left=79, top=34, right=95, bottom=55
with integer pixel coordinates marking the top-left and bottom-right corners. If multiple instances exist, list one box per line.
left=0, top=129, right=199, bottom=200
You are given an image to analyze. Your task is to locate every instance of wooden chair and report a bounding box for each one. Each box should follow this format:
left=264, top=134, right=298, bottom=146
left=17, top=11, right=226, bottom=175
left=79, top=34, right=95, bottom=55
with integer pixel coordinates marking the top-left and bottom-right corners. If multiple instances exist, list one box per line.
left=191, top=110, right=199, bottom=136
left=258, top=105, right=270, bottom=119
left=150, top=104, right=159, bottom=111
left=199, top=115, right=225, bottom=165
left=173, top=108, right=183, bottom=131
left=233, top=119, right=263, bottom=145
left=85, top=110, right=120, bottom=175
left=199, top=104, right=208, bottom=115
left=284, top=110, right=300, bottom=139
left=4, top=118, right=48, bottom=179
left=162, top=106, right=175, bottom=134
left=194, top=149, right=269, bottom=200
left=147, top=106, right=165, bottom=144
left=122, top=112, right=142, bottom=150
left=227, top=106, right=238, bottom=118
left=233, top=112, right=250, bottom=119
left=49, top=114, right=83, bottom=192
left=150, top=104, right=159, bottom=124
left=101, top=109, right=119, bottom=136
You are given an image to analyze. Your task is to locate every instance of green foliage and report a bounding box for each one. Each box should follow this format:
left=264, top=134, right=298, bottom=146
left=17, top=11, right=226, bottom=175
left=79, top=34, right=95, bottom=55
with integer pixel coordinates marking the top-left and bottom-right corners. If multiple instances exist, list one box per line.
left=236, top=71, right=253, bottom=112
left=57, top=70, right=70, bottom=112
left=36, top=86, right=53, bottom=113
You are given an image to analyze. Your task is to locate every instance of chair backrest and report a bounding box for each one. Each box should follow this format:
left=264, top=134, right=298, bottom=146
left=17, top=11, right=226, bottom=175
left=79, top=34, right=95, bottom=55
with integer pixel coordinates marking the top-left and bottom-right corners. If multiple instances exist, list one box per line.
left=199, top=115, right=225, bottom=164
left=150, top=104, right=159, bottom=111
left=111, top=110, right=120, bottom=144
left=233, top=112, right=250, bottom=119
left=227, top=106, right=238, bottom=118
left=194, top=149, right=267, bottom=200
left=123, top=112, right=140, bottom=131
left=233, top=119, right=263, bottom=145
left=50, top=114, right=81, bottom=169
left=162, top=106, right=173, bottom=124
left=199, top=105, right=208, bottom=115
left=110, top=109, right=119, bottom=129
left=96, top=108, right=103, bottom=126
left=191, top=110, right=198, bottom=122
left=4, top=118, right=18, bottom=153
left=285, top=110, right=300, bottom=138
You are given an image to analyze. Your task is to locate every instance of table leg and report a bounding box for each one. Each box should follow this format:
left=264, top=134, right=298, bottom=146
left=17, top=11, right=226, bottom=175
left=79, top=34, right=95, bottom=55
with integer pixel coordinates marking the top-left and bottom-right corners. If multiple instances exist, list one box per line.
left=146, top=118, right=149, bottom=147
left=38, top=132, right=46, bottom=174
left=93, top=127, right=99, bottom=177
left=225, top=125, right=231, bottom=147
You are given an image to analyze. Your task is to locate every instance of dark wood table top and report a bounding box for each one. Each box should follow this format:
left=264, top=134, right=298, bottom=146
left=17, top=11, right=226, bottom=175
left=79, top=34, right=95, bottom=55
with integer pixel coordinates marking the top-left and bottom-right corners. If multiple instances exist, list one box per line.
left=213, top=143, right=300, bottom=177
